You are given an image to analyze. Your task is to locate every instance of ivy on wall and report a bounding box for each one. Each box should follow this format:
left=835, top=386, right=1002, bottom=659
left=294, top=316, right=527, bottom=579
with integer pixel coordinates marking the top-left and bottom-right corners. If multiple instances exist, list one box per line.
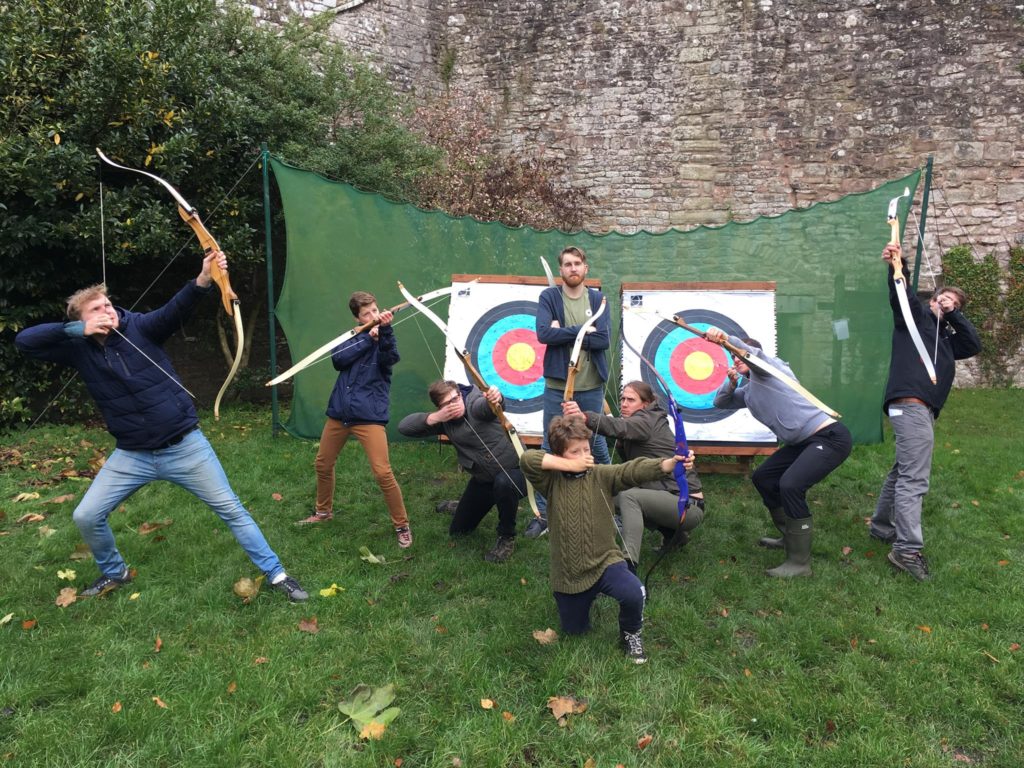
left=942, top=245, right=1024, bottom=387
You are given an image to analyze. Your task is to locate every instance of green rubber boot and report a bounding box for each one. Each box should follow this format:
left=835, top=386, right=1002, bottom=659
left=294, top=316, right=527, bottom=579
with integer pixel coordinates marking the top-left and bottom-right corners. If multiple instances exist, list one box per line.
left=757, top=507, right=787, bottom=549
left=765, top=517, right=813, bottom=578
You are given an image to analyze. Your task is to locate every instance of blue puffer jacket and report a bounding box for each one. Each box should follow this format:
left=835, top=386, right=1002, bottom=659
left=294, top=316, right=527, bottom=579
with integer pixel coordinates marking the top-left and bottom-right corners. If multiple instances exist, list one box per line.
left=15, top=281, right=212, bottom=450
left=325, top=324, right=399, bottom=425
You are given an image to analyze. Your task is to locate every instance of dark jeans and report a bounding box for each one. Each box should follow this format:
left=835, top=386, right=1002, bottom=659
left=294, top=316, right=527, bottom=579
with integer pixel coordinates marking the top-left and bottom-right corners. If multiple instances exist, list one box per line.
left=751, top=422, right=853, bottom=519
left=553, top=560, right=644, bottom=635
left=449, top=469, right=526, bottom=539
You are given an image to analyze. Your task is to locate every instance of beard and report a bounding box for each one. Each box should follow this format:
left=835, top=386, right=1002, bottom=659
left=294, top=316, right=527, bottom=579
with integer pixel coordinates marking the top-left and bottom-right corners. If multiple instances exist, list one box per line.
left=562, top=272, right=585, bottom=288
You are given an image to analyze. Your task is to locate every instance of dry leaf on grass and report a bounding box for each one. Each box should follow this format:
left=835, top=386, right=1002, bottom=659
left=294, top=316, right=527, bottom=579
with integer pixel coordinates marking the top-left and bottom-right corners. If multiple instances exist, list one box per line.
left=154, top=635, right=163, bottom=653
left=502, top=711, right=515, bottom=722
left=46, top=494, right=75, bottom=505
left=227, top=681, right=238, bottom=694
left=57, top=569, right=76, bottom=581
left=16, top=513, right=45, bottom=523
left=0, top=613, right=13, bottom=626
left=532, top=628, right=558, bottom=645
left=111, top=701, right=122, bottom=714
left=233, top=575, right=265, bottom=603
left=360, top=721, right=386, bottom=740
left=137, top=519, right=172, bottom=535
left=298, top=616, right=320, bottom=634
left=253, top=657, right=269, bottom=665
left=480, top=698, right=495, bottom=710
left=152, top=696, right=168, bottom=709
left=637, top=734, right=653, bottom=750
left=55, top=588, right=77, bottom=608
left=13, top=492, right=41, bottom=503
left=547, top=695, right=587, bottom=726
left=21, top=619, right=37, bottom=630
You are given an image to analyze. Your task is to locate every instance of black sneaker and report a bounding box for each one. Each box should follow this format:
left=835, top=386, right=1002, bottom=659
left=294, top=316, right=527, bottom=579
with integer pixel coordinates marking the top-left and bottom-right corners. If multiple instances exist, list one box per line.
left=271, top=575, right=309, bottom=602
left=620, top=630, right=648, bottom=664
left=524, top=517, right=548, bottom=539
left=80, top=569, right=132, bottom=597
left=887, top=550, right=931, bottom=582
left=484, top=536, right=516, bottom=563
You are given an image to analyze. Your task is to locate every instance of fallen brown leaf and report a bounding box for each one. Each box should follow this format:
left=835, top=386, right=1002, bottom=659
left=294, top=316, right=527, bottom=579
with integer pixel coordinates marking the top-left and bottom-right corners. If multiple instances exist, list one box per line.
left=152, top=696, right=168, bottom=709
left=841, top=546, right=853, bottom=556
left=532, top=628, right=559, bottom=645
left=917, top=625, right=932, bottom=634
left=997, top=560, right=1009, bottom=566
left=46, top=494, right=76, bottom=505
left=360, top=721, right=386, bottom=740
left=154, top=635, right=163, bottom=653
left=253, top=657, right=269, bottom=665
left=547, top=695, right=587, bottom=725
left=298, top=616, right=320, bottom=634
left=21, top=619, right=37, bottom=630
left=137, top=519, right=172, bottom=535
left=16, top=513, right=45, bottom=524
left=1010, top=643, right=1021, bottom=652
left=637, top=734, right=653, bottom=750
left=111, top=701, right=122, bottom=714
left=227, top=681, right=237, bottom=694
left=55, top=587, right=77, bottom=608
left=480, top=698, right=495, bottom=710
left=501, top=711, right=515, bottom=722
left=583, top=758, right=597, bottom=768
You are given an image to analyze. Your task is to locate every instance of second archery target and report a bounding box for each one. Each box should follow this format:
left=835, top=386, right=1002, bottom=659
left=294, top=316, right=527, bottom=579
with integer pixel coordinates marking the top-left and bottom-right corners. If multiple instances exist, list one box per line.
left=621, top=283, right=778, bottom=444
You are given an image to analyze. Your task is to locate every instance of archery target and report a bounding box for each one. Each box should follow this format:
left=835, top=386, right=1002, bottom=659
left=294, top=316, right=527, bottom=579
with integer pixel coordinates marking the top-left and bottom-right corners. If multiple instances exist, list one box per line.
left=640, top=309, right=746, bottom=423
left=443, top=279, right=555, bottom=437
left=464, top=300, right=545, bottom=413
left=621, top=287, right=777, bottom=444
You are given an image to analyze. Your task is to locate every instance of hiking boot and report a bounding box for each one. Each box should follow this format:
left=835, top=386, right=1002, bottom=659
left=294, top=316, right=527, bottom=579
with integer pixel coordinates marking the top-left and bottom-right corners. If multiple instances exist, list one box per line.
left=435, top=500, right=459, bottom=514
left=80, top=569, right=132, bottom=597
left=396, top=526, right=413, bottom=549
left=524, top=517, right=548, bottom=538
left=296, top=510, right=333, bottom=525
left=758, top=506, right=787, bottom=549
left=869, top=527, right=896, bottom=545
left=765, top=517, right=813, bottom=578
left=620, top=630, right=648, bottom=664
left=888, top=549, right=931, bottom=582
left=271, top=574, right=309, bottom=602
left=484, top=536, right=516, bottom=563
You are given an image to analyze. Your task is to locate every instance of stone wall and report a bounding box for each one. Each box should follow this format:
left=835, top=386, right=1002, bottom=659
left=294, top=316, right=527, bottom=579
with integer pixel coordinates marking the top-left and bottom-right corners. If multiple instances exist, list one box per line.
left=249, top=0, right=1023, bottom=382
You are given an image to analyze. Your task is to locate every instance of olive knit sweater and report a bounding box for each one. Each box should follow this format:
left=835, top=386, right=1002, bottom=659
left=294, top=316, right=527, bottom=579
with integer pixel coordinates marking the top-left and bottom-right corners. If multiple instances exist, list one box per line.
left=520, top=450, right=667, bottom=593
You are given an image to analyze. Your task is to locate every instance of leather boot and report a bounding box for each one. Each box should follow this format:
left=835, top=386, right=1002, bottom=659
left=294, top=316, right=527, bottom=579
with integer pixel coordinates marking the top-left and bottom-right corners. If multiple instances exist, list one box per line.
left=757, top=507, right=787, bottom=549
left=766, top=516, right=813, bottom=578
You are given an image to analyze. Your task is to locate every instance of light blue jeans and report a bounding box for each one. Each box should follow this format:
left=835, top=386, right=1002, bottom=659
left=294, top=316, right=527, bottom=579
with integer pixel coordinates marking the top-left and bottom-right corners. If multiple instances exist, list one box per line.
left=535, top=386, right=612, bottom=517
left=72, top=429, right=285, bottom=580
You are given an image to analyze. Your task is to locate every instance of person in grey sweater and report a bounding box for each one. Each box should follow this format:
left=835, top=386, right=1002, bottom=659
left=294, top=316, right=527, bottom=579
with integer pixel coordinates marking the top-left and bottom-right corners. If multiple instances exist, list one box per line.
left=398, top=381, right=525, bottom=562
left=709, top=330, right=852, bottom=577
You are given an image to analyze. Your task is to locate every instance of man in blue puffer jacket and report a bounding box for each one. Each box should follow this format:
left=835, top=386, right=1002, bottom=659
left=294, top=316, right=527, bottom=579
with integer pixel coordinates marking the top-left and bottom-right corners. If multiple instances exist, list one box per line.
left=16, top=252, right=308, bottom=602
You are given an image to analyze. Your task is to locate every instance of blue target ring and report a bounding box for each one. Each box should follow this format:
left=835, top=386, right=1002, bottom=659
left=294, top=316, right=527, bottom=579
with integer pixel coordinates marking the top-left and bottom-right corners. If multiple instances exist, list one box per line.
left=466, top=301, right=545, bottom=414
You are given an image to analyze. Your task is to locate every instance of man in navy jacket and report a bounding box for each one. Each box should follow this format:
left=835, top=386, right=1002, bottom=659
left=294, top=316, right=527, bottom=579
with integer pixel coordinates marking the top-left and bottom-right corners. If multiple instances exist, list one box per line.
left=525, top=246, right=612, bottom=538
left=16, top=252, right=307, bottom=602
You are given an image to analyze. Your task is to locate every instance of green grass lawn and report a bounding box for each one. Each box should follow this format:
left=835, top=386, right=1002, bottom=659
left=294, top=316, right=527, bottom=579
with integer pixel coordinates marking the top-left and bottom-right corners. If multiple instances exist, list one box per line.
left=1, top=390, right=1022, bottom=767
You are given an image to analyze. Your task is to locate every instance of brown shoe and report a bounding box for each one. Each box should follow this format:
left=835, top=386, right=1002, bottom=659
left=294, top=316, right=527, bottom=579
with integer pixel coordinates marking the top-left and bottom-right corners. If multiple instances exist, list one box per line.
left=296, top=511, right=333, bottom=525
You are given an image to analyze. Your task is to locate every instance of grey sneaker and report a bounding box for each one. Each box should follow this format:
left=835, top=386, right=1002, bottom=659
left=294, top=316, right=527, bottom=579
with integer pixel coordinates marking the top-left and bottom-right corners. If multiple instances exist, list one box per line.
left=620, top=630, right=648, bottom=664
left=484, top=536, right=516, bottom=563
left=80, top=569, right=132, bottom=597
left=524, top=517, right=548, bottom=538
left=887, top=550, right=931, bottom=582
left=272, top=575, right=309, bottom=602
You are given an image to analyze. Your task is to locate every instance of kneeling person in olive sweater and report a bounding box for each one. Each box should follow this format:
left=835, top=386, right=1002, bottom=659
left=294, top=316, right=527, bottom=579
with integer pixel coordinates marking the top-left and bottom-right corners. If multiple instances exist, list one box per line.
left=520, top=415, right=688, bottom=665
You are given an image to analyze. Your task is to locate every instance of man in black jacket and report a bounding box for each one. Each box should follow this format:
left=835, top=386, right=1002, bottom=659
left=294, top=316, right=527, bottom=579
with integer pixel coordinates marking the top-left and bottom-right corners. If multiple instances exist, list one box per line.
left=870, top=243, right=981, bottom=582
left=16, top=252, right=307, bottom=602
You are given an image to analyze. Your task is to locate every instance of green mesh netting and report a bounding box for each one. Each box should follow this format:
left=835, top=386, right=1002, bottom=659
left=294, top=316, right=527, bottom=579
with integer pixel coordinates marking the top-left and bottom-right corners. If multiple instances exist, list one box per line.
left=271, top=155, right=920, bottom=444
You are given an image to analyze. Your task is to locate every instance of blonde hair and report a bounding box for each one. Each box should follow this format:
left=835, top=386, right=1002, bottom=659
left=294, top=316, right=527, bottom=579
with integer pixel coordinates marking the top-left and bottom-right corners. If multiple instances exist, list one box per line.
left=66, top=284, right=109, bottom=320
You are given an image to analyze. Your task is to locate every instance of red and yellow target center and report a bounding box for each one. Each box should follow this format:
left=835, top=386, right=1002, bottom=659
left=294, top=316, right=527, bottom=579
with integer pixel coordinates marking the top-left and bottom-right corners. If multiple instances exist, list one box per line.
left=506, top=342, right=536, bottom=372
